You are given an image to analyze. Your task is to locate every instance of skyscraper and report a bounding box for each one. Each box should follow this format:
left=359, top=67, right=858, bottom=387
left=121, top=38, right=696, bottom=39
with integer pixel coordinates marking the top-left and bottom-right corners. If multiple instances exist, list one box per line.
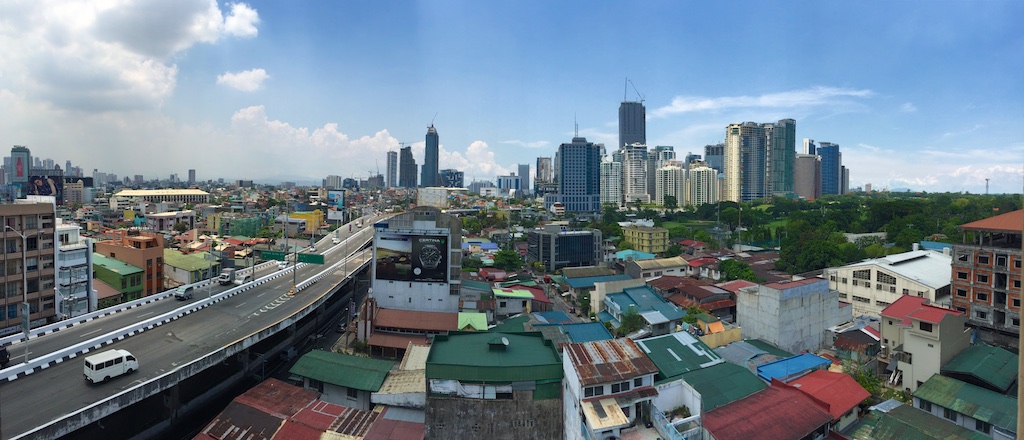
left=767, top=118, right=796, bottom=196
left=802, top=138, right=817, bottom=155
left=724, top=122, right=768, bottom=202
left=544, top=136, right=603, bottom=213
left=703, top=143, right=725, bottom=173
left=386, top=151, right=398, bottom=188
left=188, top=169, right=196, bottom=185
left=647, top=145, right=676, bottom=200
left=517, top=164, right=530, bottom=196
left=599, top=158, right=622, bottom=207
left=617, top=143, right=649, bottom=205
left=536, top=157, right=552, bottom=184
left=421, top=125, right=439, bottom=187
left=794, top=154, right=822, bottom=200
left=654, top=165, right=684, bottom=207
left=818, top=142, right=842, bottom=195
left=399, top=146, right=417, bottom=188
left=618, top=101, right=646, bottom=148
left=686, top=161, right=718, bottom=207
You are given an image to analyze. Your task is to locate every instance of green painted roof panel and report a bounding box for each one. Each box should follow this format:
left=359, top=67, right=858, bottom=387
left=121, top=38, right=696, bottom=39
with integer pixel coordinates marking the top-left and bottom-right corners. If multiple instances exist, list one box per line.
left=91, top=253, right=144, bottom=275
left=854, top=404, right=990, bottom=440
left=458, top=312, right=488, bottom=331
left=426, top=331, right=562, bottom=383
left=288, top=351, right=394, bottom=392
left=913, top=375, right=1017, bottom=432
left=941, top=344, right=1018, bottom=393
left=679, top=362, right=767, bottom=411
left=162, top=249, right=215, bottom=272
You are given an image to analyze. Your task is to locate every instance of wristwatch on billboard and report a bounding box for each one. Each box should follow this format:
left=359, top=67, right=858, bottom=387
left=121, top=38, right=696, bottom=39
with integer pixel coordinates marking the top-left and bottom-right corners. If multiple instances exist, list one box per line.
left=419, top=244, right=442, bottom=270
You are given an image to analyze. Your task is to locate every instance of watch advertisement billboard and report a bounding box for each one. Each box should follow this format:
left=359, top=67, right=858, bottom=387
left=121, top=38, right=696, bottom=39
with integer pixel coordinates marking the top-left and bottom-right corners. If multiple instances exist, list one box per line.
left=327, top=190, right=344, bottom=221
left=375, top=233, right=447, bottom=282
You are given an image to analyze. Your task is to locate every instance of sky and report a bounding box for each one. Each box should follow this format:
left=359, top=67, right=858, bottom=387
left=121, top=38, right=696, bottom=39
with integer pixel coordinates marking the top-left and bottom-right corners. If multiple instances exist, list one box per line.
left=1, top=1, right=1022, bottom=193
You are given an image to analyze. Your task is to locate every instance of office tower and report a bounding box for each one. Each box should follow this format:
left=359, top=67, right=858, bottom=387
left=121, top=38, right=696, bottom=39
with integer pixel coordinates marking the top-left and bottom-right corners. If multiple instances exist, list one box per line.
left=439, top=169, right=464, bottom=188
left=817, top=142, right=842, bottom=195
left=683, top=153, right=701, bottom=167
left=803, top=138, right=817, bottom=155
left=600, top=158, right=622, bottom=207
left=724, top=122, right=768, bottom=202
left=543, top=136, right=603, bottom=213
left=618, top=101, right=646, bottom=148
left=767, top=118, right=796, bottom=195
left=793, top=154, right=822, bottom=200
left=704, top=143, right=725, bottom=173
left=399, top=146, right=417, bottom=188
left=654, top=165, right=685, bottom=207
left=518, top=164, right=530, bottom=196
left=617, top=143, right=649, bottom=205
left=647, top=146, right=675, bottom=200
left=324, top=175, right=343, bottom=190
left=188, top=169, right=196, bottom=185
left=496, top=173, right=524, bottom=197
left=841, top=166, right=849, bottom=195
left=536, top=157, right=553, bottom=183
left=687, top=161, right=718, bottom=207
left=386, top=151, right=398, bottom=188
left=421, top=125, right=439, bottom=187
left=133, top=175, right=144, bottom=185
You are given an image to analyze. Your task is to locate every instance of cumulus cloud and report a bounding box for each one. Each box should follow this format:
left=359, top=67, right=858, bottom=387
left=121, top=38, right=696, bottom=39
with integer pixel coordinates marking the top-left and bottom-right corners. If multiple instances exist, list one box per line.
left=649, top=86, right=874, bottom=118
left=0, top=1, right=260, bottom=112
left=217, top=68, right=269, bottom=91
left=900, top=102, right=917, bottom=113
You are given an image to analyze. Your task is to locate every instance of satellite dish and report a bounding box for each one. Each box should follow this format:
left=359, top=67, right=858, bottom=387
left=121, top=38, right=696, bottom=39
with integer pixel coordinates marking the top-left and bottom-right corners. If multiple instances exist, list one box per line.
left=501, top=337, right=509, bottom=346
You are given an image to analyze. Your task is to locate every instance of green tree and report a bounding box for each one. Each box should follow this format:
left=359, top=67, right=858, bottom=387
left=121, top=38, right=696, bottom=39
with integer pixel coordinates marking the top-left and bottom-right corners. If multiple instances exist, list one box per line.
left=493, top=249, right=523, bottom=271
left=663, top=195, right=678, bottom=213
left=463, top=256, right=483, bottom=270
left=172, top=221, right=189, bottom=233
left=719, top=259, right=761, bottom=282
left=619, top=306, right=644, bottom=336
left=664, top=244, right=683, bottom=258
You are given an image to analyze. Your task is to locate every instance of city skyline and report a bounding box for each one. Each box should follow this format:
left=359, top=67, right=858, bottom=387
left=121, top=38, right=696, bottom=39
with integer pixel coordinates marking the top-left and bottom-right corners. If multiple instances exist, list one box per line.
left=0, top=1, right=1022, bottom=193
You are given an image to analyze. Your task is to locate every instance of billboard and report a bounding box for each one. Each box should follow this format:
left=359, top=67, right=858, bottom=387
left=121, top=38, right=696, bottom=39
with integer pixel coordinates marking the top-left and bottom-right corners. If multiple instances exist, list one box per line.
left=375, top=233, right=448, bottom=282
left=327, top=190, right=344, bottom=221
left=27, top=175, right=63, bottom=205
left=10, top=149, right=30, bottom=184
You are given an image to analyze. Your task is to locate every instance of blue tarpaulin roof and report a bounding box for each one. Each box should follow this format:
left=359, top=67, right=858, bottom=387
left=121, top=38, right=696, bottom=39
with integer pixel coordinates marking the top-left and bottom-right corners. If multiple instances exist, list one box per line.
left=756, top=353, right=830, bottom=382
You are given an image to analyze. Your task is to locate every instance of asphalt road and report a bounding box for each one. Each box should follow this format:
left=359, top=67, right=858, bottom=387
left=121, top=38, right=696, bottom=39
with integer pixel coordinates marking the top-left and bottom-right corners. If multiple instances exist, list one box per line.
left=0, top=219, right=380, bottom=439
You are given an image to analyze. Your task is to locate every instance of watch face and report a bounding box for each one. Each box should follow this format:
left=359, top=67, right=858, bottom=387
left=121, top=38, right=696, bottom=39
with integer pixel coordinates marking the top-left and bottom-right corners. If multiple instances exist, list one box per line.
left=419, top=244, right=442, bottom=269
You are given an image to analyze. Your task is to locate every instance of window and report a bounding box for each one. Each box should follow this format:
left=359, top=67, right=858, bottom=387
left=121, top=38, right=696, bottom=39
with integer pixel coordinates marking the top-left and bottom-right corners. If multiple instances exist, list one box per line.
left=841, top=278, right=847, bottom=284
left=611, top=381, right=631, bottom=393
left=499, top=301, right=506, bottom=308
left=839, top=293, right=848, bottom=299
left=853, top=269, right=871, bottom=280
left=943, top=408, right=956, bottom=421
left=996, top=255, right=1008, bottom=267
left=309, top=379, right=323, bottom=393
left=976, top=292, right=989, bottom=302
left=347, top=387, right=358, bottom=400
left=876, top=300, right=890, bottom=307
left=976, top=420, right=991, bottom=434
left=1013, top=298, right=1021, bottom=308
left=976, top=273, right=989, bottom=284
left=1016, top=259, right=1022, bottom=269
left=890, top=286, right=897, bottom=293
left=1015, top=280, right=1022, bottom=289
left=919, top=400, right=932, bottom=412
left=956, top=289, right=967, bottom=297
left=26, top=257, right=37, bottom=271
left=903, top=288, right=909, bottom=295
left=976, top=310, right=988, bottom=320
left=584, top=386, right=604, bottom=397
left=956, top=253, right=969, bottom=262
left=852, top=296, right=870, bottom=303
left=919, top=322, right=933, bottom=332
left=634, top=377, right=643, bottom=387
left=957, top=272, right=969, bottom=280
left=977, top=255, right=990, bottom=265
left=876, top=272, right=897, bottom=285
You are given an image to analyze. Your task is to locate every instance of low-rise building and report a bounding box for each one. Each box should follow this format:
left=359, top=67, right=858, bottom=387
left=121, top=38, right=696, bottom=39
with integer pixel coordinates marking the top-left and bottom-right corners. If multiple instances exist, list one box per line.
left=789, top=370, right=870, bottom=432
left=826, top=249, right=952, bottom=318
left=736, top=278, right=850, bottom=354
left=880, top=295, right=970, bottom=392
left=289, top=351, right=395, bottom=411
left=525, top=224, right=602, bottom=272
left=600, top=285, right=687, bottom=337
left=624, top=255, right=689, bottom=279
left=913, top=374, right=1017, bottom=439
left=621, top=225, right=669, bottom=254
left=703, top=379, right=833, bottom=440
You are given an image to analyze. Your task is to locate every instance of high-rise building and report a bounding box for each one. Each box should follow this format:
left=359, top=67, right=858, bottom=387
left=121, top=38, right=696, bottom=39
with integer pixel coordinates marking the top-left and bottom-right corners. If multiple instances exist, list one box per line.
left=188, top=169, right=196, bottom=185
left=386, top=150, right=398, bottom=188
left=371, top=206, right=461, bottom=312
left=544, top=136, right=603, bottom=213
left=0, top=202, right=58, bottom=332
left=704, top=143, right=725, bottom=173
left=618, top=143, right=649, bottom=205
left=767, top=118, right=796, bottom=196
left=647, top=146, right=676, bottom=200
left=56, top=219, right=94, bottom=318
left=618, top=101, right=646, bottom=148
left=421, top=125, right=439, bottom=187
left=724, top=122, right=768, bottom=202
left=654, top=165, right=684, bottom=207
left=802, top=138, right=817, bottom=155
left=818, top=142, right=843, bottom=195
left=398, top=146, right=417, bottom=188
left=686, top=161, right=718, bottom=207
left=793, top=154, right=822, bottom=200
left=323, top=175, right=343, bottom=190
left=599, top=158, right=622, bottom=207
left=536, top=157, right=553, bottom=184
left=439, top=169, right=463, bottom=188
left=517, top=164, right=530, bottom=196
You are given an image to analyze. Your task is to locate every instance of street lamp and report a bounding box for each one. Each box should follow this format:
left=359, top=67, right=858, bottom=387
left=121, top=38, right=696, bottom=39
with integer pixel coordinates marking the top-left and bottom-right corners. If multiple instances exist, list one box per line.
left=5, top=225, right=30, bottom=363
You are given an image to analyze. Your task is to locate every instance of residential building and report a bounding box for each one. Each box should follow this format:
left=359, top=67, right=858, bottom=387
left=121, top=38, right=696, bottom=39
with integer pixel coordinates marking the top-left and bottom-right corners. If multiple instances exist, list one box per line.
left=162, top=250, right=217, bottom=286
left=0, top=202, right=57, bottom=333
left=913, top=375, right=1017, bottom=439
left=818, top=142, right=843, bottom=195
left=91, top=253, right=143, bottom=307
left=686, top=160, right=718, bottom=207
left=426, top=331, right=563, bottom=440
left=569, top=273, right=636, bottom=316
left=601, top=285, right=687, bottom=337
left=386, top=150, right=398, bottom=188
left=94, top=229, right=164, bottom=297
left=624, top=255, right=689, bottom=279
left=547, top=136, right=604, bottom=213
left=289, top=351, right=395, bottom=410
left=724, top=122, right=768, bottom=202
left=618, top=143, right=650, bottom=205
left=109, top=189, right=210, bottom=210
left=323, top=174, right=343, bottom=190
left=794, top=153, right=822, bottom=200
left=940, top=344, right=1018, bottom=395
left=145, top=210, right=195, bottom=233
left=950, top=209, right=1022, bottom=349
left=766, top=118, right=796, bottom=196
left=599, top=158, right=622, bottom=207
left=736, top=278, right=850, bottom=354
left=563, top=338, right=659, bottom=440
left=789, top=370, right=870, bottom=432
left=399, top=146, right=417, bottom=188
left=827, top=249, right=952, bottom=318
left=703, top=379, right=833, bottom=440
left=618, top=100, right=645, bottom=148
left=621, top=225, right=669, bottom=255
left=703, top=143, right=724, bottom=173
left=647, top=145, right=676, bottom=201
left=421, top=124, right=439, bottom=187
left=438, top=168, right=463, bottom=188
left=371, top=206, right=461, bottom=312
left=654, top=165, right=684, bottom=207
left=880, top=295, right=970, bottom=392
left=525, top=224, right=602, bottom=272
left=55, top=219, right=94, bottom=318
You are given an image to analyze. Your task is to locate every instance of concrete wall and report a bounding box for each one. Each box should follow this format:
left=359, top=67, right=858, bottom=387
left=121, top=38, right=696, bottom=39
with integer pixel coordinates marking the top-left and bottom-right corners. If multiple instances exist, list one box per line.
left=653, top=378, right=700, bottom=418
left=700, top=327, right=742, bottom=349
left=738, top=281, right=850, bottom=354
left=592, top=278, right=646, bottom=315
left=426, top=393, right=563, bottom=440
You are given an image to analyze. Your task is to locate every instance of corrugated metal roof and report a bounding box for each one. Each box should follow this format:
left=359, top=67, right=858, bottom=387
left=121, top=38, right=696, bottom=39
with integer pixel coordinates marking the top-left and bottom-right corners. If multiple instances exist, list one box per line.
left=565, top=338, right=659, bottom=386
left=635, top=332, right=722, bottom=381
left=756, top=353, right=831, bottom=382
left=374, top=369, right=426, bottom=396
left=457, top=312, right=488, bottom=331
left=91, top=252, right=144, bottom=275
left=425, top=331, right=562, bottom=383
left=679, top=362, right=767, bottom=412
left=959, top=209, right=1023, bottom=234
left=852, top=404, right=990, bottom=440
left=789, top=370, right=870, bottom=420
left=565, top=274, right=633, bottom=289
left=162, top=249, right=215, bottom=272
left=289, top=351, right=394, bottom=392
left=880, top=295, right=962, bottom=325
left=398, top=344, right=430, bottom=371
left=703, top=380, right=833, bottom=440
left=633, top=256, right=689, bottom=270
left=562, top=322, right=614, bottom=343
left=375, top=308, right=459, bottom=332
left=838, top=250, right=952, bottom=289
left=941, top=344, right=1018, bottom=393
left=913, top=374, right=1018, bottom=432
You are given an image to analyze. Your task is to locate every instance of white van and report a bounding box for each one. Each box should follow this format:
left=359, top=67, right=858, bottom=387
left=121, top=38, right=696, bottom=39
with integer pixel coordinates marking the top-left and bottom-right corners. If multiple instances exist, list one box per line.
left=83, top=349, right=139, bottom=384
left=233, top=273, right=253, bottom=285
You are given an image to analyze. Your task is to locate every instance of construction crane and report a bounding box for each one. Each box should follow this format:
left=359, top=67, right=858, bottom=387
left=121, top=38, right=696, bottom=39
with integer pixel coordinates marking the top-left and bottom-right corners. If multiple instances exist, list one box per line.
left=624, top=78, right=645, bottom=103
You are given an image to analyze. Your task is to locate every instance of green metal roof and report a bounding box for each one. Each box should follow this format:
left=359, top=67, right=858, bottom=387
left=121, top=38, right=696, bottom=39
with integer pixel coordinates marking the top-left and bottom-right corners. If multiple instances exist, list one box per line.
left=492, top=288, right=533, bottom=299
left=635, top=332, right=723, bottom=382
left=850, top=404, right=989, bottom=440
left=461, top=279, right=492, bottom=292
left=426, top=331, right=562, bottom=384
left=458, top=312, right=488, bottom=331
left=489, top=315, right=530, bottom=333
left=288, top=351, right=394, bottom=392
left=941, top=344, right=1018, bottom=393
left=162, top=249, right=215, bottom=272
left=91, top=253, right=143, bottom=275
left=679, top=362, right=767, bottom=412
left=913, top=374, right=1018, bottom=433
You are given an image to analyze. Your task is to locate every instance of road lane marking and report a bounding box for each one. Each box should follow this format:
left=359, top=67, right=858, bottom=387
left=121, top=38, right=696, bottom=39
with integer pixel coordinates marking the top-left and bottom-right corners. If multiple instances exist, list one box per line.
left=81, top=329, right=103, bottom=337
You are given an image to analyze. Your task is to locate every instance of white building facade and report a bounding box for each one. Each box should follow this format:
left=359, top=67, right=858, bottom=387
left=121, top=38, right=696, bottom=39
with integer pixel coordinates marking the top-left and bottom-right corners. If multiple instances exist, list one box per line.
left=56, top=219, right=94, bottom=318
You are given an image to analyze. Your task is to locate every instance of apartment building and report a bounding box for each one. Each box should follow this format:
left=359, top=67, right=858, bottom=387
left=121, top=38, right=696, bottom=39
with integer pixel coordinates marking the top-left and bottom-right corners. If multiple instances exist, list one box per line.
left=0, top=202, right=58, bottom=334
left=94, top=230, right=165, bottom=296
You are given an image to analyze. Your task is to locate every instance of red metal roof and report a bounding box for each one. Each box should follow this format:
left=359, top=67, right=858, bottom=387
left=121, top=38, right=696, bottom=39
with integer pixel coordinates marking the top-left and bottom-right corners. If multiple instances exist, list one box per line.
left=880, top=295, right=962, bottom=325
left=862, top=326, right=880, bottom=340
left=374, top=308, right=459, bottom=332
left=364, top=418, right=425, bottom=440
left=703, top=380, right=833, bottom=440
left=564, top=339, right=659, bottom=386
left=369, top=332, right=430, bottom=350
left=715, top=279, right=758, bottom=293
left=763, top=278, right=823, bottom=290
left=789, top=370, right=870, bottom=420
left=959, top=209, right=1023, bottom=233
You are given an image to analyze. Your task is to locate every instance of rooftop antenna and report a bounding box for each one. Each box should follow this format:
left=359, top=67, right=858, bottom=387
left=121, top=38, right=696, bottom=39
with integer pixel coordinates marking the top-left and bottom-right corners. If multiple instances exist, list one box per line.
left=624, top=78, right=628, bottom=101
left=574, top=113, right=579, bottom=137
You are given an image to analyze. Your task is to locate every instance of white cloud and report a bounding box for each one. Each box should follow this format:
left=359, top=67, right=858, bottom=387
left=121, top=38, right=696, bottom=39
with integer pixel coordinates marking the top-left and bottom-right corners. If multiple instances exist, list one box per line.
left=217, top=68, right=269, bottom=91
left=224, top=3, right=260, bottom=38
left=649, top=86, right=874, bottom=118
left=900, top=102, right=917, bottom=113
left=500, top=140, right=550, bottom=149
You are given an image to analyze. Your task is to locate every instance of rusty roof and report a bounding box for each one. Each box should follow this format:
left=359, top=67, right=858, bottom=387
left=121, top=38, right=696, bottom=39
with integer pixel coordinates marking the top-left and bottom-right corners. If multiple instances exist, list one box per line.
left=564, top=338, right=659, bottom=386
left=374, top=308, right=459, bottom=332
left=704, top=379, right=833, bottom=440
left=959, top=209, right=1023, bottom=233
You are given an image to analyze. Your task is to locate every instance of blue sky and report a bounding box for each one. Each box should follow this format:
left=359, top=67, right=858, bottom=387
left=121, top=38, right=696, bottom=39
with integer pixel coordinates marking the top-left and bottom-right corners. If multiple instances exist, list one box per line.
left=1, top=1, right=1021, bottom=193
